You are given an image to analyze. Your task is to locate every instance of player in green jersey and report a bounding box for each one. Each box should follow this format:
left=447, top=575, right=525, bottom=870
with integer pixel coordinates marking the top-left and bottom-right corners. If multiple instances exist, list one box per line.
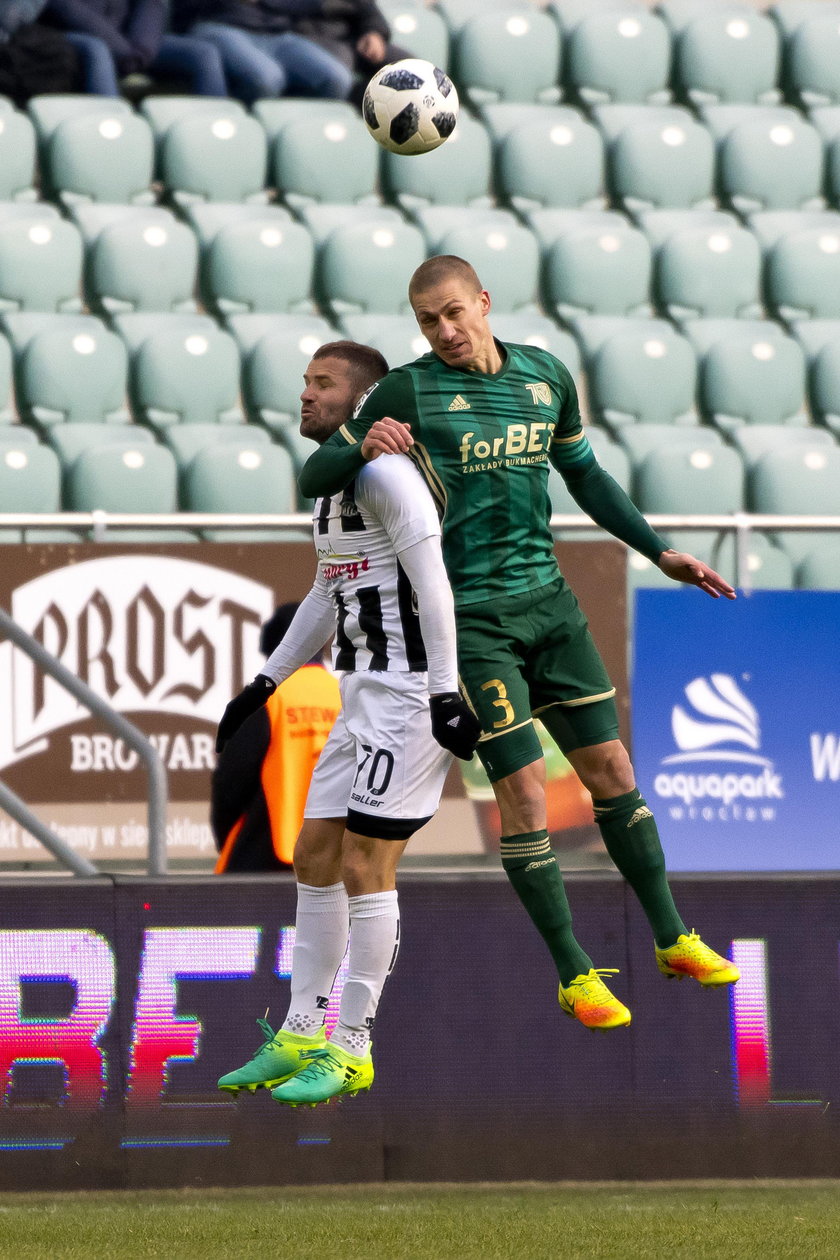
left=299, top=255, right=741, bottom=1030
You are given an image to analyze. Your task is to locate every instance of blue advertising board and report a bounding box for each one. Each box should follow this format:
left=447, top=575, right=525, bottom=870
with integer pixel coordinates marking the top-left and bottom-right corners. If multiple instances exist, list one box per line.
left=632, top=591, right=840, bottom=871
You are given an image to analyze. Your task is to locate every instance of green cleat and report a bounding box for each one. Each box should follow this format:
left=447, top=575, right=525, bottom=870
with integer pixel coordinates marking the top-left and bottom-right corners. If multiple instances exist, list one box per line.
left=271, top=1043, right=374, bottom=1108
left=217, top=1018, right=327, bottom=1093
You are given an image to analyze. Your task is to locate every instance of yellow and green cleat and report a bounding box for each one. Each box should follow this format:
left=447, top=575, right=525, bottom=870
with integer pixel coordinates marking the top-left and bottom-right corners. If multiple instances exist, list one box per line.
left=558, top=967, right=632, bottom=1030
left=217, top=1018, right=327, bottom=1093
left=271, top=1043, right=374, bottom=1108
left=655, top=931, right=740, bottom=986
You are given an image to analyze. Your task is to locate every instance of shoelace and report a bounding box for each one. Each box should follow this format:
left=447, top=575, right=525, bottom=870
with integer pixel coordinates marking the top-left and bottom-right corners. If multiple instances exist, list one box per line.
left=296, top=1047, right=341, bottom=1080
left=248, top=1017, right=278, bottom=1060
left=572, top=967, right=620, bottom=996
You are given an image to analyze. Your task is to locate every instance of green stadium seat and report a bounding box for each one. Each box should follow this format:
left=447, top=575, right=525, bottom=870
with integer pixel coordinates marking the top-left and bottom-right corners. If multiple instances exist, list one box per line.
left=139, top=95, right=246, bottom=142
left=337, top=313, right=430, bottom=370
left=747, top=210, right=840, bottom=251
left=673, top=8, right=780, bottom=106
left=28, top=94, right=132, bottom=144
left=44, top=112, right=155, bottom=207
left=111, top=311, right=219, bottom=354
left=655, top=223, right=762, bottom=321
left=769, top=1, right=840, bottom=40
left=809, top=337, right=840, bottom=435
left=18, top=322, right=129, bottom=427
left=160, top=113, right=268, bottom=207
left=489, top=314, right=582, bottom=377
left=271, top=113, right=378, bottom=210
left=47, top=422, right=154, bottom=471
left=634, top=442, right=745, bottom=514
left=378, top=0, right=450, bottom=67
left=383, top=205, right=499, bottom=253
left=183, top=202, right=293, bottom=252
left=0, top=424, right=36, bottom=444
left=251, top=98, right=358, bottom=145
left=494, top=108, right=606, bottom=213
left=67, top=202, right=175, bottom=246
left=635, top=208, right=741, bottom=249
left=729, top=423, right=836, bottom=469
left=182, top=443, right=296, bottom=514
left=789, top=317, right=840, bottom=361
left=683, top=319, right=808, bottom=428
left=564, top=8, right=671, bottom=106
left=381, top=111, right=492, bottom=212
left=0, top=443, right=61, bottom=511
left=0, top=334, right=12, bottom=423
left=749, top=443, right=840, bottom=563
left=526, top=209, right=627, bottom=253
left=318, top=220, right=426, bottom=316
left=0, top=109, right=37, bottom=201
left=544, top=223, right=652, bottom=322
left=0, top=312, right=97, bottom=361
left=618, top=421, right=724, bottom=475
left=0, top=217, right=83, bottom=313
left=454, top=8, right=562, bottom=107
left=65, top=442, right=178, bottom=512
left=242, top=334, right=324, bottom=468
left=604, top=109, right=716, bottom=212
left=547, top=425, right=631, bottom=518
left=297, top=204, right=405, bottom=248
left=434, top=219, right=540, bottom=313
left=225, top=312, right=335, bottom=356
left=86, top=215, right=198, bottom=315
left=786, top=9, right=840, bottom=107
left=807, top=104, right=840, bottom=144
left=163, top=423, right=269, bottom=475
left=796, top=537, right=840, bottom=589
left=711, top=529, right=795, bottom=590
left=589, top=322, right=698, bottom=429
left=702, top=104, right=824, bottom=213
left=591, top=102, right=689, bottom=143
left=128, top=322, right=244, bottom=429
left=766, top=227, right=840, bottom=320
left=202, top=219, right=314, bottom=315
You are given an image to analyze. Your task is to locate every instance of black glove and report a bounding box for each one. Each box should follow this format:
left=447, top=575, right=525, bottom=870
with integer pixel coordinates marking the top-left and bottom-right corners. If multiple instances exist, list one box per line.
left=216, top=674, right=277, bottom=753
left=429, top=692, right=482, bottom=761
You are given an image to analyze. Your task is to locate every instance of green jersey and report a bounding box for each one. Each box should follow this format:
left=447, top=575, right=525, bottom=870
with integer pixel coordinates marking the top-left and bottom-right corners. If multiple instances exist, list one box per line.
left=299, top=341, right=668, bottom=608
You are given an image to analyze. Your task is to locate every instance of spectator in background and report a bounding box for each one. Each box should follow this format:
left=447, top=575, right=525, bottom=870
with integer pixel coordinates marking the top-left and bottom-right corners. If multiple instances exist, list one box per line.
left=0, top=0, right=80, bottom=102
left=212, top=602, right=340, bottom=873
left=43, top=0, right=228, bottom=96
left=290, top=0, right=410, bottom=106
left=171, top=0, right=352, bottom=104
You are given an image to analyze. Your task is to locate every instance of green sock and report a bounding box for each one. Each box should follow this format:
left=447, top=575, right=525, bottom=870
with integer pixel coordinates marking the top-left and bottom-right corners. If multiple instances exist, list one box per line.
left=593, top=789, right=687, bottom=949
left=500, top=830, right=592, bottom=987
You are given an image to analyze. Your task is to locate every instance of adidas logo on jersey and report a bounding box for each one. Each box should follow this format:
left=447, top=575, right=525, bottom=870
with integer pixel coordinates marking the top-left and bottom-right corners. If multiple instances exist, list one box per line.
left=448, top=394, right=470, bottom=412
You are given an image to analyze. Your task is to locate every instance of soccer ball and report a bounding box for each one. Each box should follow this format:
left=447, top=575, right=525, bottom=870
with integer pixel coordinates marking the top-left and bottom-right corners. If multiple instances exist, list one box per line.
left=363, top=58, right=459, bottom=156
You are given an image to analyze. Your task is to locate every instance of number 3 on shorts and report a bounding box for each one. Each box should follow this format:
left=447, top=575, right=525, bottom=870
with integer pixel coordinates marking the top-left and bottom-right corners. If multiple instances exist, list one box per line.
left=480, top=679, right=515, bottom=729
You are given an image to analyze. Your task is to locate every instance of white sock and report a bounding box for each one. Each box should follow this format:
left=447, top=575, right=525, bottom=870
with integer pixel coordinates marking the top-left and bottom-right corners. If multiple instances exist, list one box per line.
left=331, top=890, right=400, bottom=1057
left=282, top=882, right=349, bottom=1037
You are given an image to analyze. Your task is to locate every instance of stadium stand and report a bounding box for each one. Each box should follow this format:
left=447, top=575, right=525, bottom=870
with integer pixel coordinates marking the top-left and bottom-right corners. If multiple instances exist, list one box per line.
left=0, top=334, right=13, bottom=422
left=453, top=8, right=561, bottom=107
left=766, top=226, right=840, bottom=320
left=378, top=0, right=450, bottom=68
left=85, top=212, right=198, bottom=314
left=382, top=109, right=492, bottom=212
left=603, top=108, right=716, bottom=213
left=0, top=216, right=84, bottom=313
left=270, top=112, right=379, bottom=210
left=317, top=219, right=426, bottom=316
left=562, top=6, right=671, bottom=106
left=16, top=320, right=130, bottom=427
left=490, top=106, right=607, bottom=214
left=671, top=6, right=781, bottom=106
left=202, top=218, right=314, bottom=315
left=702, top=103, right=825, bottom=212
left=159, top=112, right=269, bottom=206
left=0, top=109, right=37, bottom=201
left=588, top=322, right=698, bottom=429
left=126, top=320, right=244, bottom=428
left=544, top=221, right=652, bottom=323
left=654, top=223, right=763, bottom=321
left=683, top=318, right=809, bottom=429
left=65, top=442, right=179, bottom=513
left=749, top=443, right=840, bottom=566
left=43, top=111, right=156, bottom=207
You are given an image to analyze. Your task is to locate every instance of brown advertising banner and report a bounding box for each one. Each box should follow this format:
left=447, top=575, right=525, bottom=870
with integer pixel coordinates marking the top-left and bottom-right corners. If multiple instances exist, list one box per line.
left=0, top=542, right=627, bottom=867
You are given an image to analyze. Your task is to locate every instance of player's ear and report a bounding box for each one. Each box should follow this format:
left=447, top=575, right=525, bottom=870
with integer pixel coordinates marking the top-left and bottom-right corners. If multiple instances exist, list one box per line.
left=479, top=289, right=491, bottom=315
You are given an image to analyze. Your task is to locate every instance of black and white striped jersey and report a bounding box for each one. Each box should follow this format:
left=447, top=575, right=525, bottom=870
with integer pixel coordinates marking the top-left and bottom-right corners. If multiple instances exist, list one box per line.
left=312, top=454, right=443, bottom=674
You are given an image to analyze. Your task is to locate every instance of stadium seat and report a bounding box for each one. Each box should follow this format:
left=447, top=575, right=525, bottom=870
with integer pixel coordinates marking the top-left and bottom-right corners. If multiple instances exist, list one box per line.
left=271, top=113, right=379, bottom=210
left=604, top=109, right=716, bottom=212
left=563, top=7, right=671, bottom=105
left=139, top=95, right=247, bottom=142
left=769, top=1, right=840, bottom=41
left=43, top=112, right=155, bottom=207
left=683, top=319, right=808, bottom=429
left=86, top=215, right=198, bottom=315
left=318, top=220, right=426, bottom=316
left=807, top=104, right=840, bottom=145
left=789, top=317, right=840, bottom=361
left=243, top=335, right=325, bottom=468
left=183, top=202, right=293, bottom=252
left=111, top=311, right=219, bottom=354
left=436, top=0, right=531, bottom=34
left=0, top=334, right=11, bottom=423
left=202, top=219, right=314, bottom=315
left=381, top=111, right=492, bottom=211
left=164, top=423, right=269, bottom=474
left=617, top=421, right=724, bottom=476
left=765, top=227, right=840, bottom=320
left=251, top=98, right=358, bottom=145
left=824, top=138, right=840, bottom=211
left=182, top=443, right=296, bottom=516
left=589, top=322, right=698, bottom=429
left=67, top=202, right=175, bottom=245
left=591, top=102, right=691, bottom=143
left=544, top=222, right=652, bottom=322
left=296, top=204, right=406, bottom=248
left=526, top=209, right=627, bottom=253
left=487, top=314, right=582, bottom=377
left=47, top=422, right=154, bottom=470
left=809, top=337, right=840, bottom=435
left=160, top=113, right=268, bottom=206
left=673, top=8, right=781, bottom=105
left=128, top=323, right=244, bottom=429
left=433, top=220, right=540, bottom=312
left=729, top=423, right=836, bottom=469
left=547, top=426, right=631, bottom=519
left=655, top=224, right=762, bottom=321
left=453, top=8, right=562, bottom=106
left=634, top=442, right=745, bottom=514
left=225, top=312, right=335, bottom=356
left=635, top=208, right=742, bottom=249
left=786, top=9, right=840, bottom=107
left=0, top=109, right=37, bottom=201
left=337, top=313, right=430, bottom=371
left=389, top=206, right=509, bottom=253
left=65, top=442, right=178, bottom=512
left=796, top=538, right=840, bottom=589
left=28, top=93, right=132, bottom=142
left=702, top=104, right=824, bottom=213
left=377, top=0, right=450, bottom=67
left=747, top=209, right=840, bottom=251
left=0, top=424, right=36, bottom=445
left=749, top=444, right=840, bottom=563
left=0, top=217, right=83, bottom=313
left=711, top=529, right=795, bottom=590
left=18, top=322, right=130, bottom=427
left=493, top=108, right=606, bottom=213
left=0, top=443, right=61, bottom=511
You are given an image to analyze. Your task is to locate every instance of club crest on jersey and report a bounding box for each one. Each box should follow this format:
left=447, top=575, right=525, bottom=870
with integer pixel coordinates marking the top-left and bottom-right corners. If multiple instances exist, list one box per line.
left=525, top=382, right=552, bottom=406
left=447, top=394, right=470, bottom=412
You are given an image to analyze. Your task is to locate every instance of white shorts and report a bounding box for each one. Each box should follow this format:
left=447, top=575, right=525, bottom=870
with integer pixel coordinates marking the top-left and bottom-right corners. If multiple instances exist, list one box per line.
left=304, top=671, right=451, bottom=839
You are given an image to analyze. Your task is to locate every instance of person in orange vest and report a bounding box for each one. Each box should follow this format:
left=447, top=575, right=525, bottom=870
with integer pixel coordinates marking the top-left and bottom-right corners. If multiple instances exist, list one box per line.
left=212, top=603, right=341, bottom=872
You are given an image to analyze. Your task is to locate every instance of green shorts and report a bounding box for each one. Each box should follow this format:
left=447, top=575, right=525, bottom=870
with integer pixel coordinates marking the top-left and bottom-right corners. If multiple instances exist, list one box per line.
left=456, top=577, right=619, bottom=782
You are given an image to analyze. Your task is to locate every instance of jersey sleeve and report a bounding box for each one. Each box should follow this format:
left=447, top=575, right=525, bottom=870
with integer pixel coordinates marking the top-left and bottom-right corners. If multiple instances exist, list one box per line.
left=548, top=358, right=599, bottom=480
left=297, top=371, right=417, bottom=499
left=356, top=454, right=441, bottom=555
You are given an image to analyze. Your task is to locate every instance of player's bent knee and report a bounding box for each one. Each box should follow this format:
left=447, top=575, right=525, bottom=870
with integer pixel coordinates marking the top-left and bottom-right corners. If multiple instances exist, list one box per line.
left=346, top=808, right=432, bottom=841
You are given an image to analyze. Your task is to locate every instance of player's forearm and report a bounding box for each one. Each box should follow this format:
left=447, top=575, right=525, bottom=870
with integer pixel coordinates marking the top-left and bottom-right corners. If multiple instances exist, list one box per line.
left=396, top=537, right=459, bottom=694
left=298, top=440, right=367, bottom=499
left=261, top=582, right=334, bottom=684
left=563, top=463, right=669, bottom=563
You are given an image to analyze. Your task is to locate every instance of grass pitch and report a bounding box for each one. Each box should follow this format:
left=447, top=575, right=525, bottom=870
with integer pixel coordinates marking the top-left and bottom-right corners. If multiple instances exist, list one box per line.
left=0, top=1181, right=838, bottom=1259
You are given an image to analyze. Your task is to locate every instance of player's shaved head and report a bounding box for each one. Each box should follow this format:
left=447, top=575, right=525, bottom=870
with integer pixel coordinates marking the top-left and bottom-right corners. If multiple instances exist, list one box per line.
left=409, top=255, right=482, bottom=304
left=311, top=340, right=388, bottom=395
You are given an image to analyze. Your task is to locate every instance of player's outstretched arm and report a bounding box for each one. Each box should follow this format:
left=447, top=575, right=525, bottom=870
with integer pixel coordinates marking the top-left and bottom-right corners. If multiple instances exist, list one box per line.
left=658, top=550, right=737, bottom=600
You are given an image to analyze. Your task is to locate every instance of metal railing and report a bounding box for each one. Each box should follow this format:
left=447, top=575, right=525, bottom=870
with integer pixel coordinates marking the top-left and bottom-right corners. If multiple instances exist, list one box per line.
left=0, top=607, right=169, bottom=877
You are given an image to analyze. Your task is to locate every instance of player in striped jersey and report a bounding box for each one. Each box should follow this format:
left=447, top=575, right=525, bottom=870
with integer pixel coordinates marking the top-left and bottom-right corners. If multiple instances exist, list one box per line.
left=215, top=341, right=479, bottom=1105
left=299, top=257, right=741, bottom=1032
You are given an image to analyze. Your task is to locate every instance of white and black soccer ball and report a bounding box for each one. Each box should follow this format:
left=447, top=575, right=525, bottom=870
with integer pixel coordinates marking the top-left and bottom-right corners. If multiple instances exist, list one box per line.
left=363, top=58, right=459, bottom=156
